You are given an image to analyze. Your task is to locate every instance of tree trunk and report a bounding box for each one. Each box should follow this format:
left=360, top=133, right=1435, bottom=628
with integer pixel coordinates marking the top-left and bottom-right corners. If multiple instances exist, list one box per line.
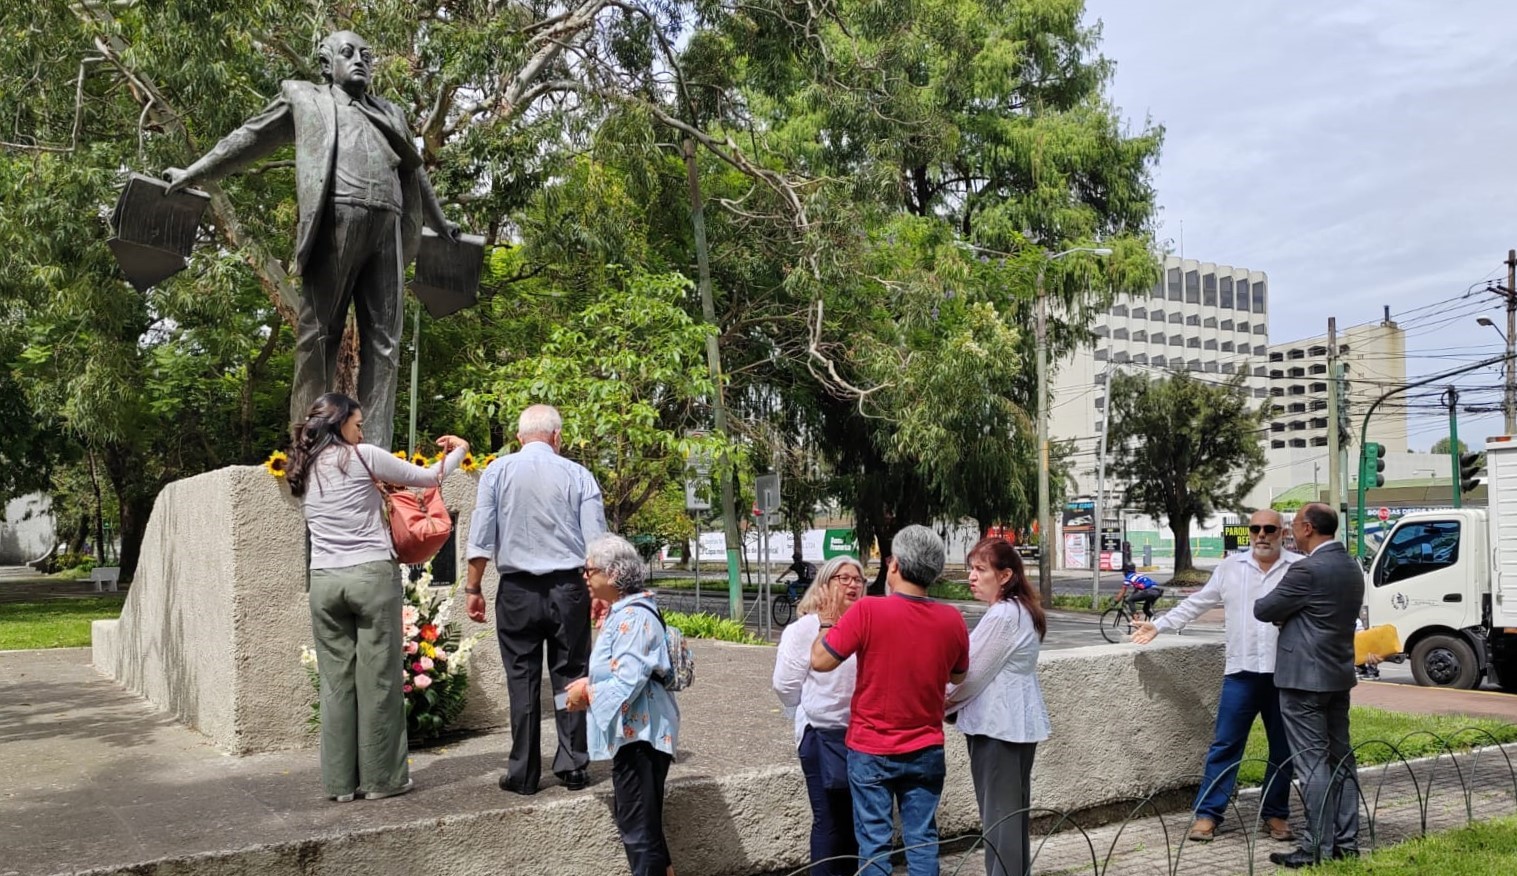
left=336, top=318, right=360, bottom=399
left=100, top=443, right=160, bottom=583
left=1170, top=515, right=1194, bottom=574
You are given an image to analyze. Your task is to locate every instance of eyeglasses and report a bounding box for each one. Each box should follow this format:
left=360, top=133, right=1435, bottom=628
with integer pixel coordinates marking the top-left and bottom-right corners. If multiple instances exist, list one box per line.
left=582, top=565, right=601, bottom=577
left=1248, top=524, right=1279, bottom=535
left=832, top=574, right=866, bottom=585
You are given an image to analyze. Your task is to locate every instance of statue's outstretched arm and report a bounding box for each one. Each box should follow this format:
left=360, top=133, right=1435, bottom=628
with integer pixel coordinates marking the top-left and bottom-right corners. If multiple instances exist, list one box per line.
left=165, top=97, right=295, bottom=193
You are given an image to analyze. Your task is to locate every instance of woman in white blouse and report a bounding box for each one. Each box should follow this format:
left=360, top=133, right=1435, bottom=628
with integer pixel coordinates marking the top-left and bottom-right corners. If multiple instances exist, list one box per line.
left=771, top=555, right=866, bottom=876
left=946, top=537, right=1050, bottom=876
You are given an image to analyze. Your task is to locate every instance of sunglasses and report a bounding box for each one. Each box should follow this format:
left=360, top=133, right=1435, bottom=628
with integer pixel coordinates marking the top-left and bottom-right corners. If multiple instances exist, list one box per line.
left=1248, top=524, right=1280, bottom=535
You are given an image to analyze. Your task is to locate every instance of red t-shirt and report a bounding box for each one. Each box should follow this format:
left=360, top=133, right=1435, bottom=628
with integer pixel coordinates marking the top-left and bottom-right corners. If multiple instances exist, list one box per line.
left=822, top=593, right=970, bottom=755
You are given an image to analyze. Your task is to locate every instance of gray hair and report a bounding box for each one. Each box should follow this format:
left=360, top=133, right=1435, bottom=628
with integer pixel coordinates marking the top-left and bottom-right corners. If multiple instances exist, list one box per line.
left=518, top=404, right=562, bottom=437
left=586, top=534, right=647, bottom=597
left=797, top=556, right=863, bottom=617
left=891, top=525, right=945, bottom=587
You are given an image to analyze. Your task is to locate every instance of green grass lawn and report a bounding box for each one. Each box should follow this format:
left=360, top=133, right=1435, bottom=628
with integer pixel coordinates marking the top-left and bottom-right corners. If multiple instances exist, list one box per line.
left=1306, top=814, right=1517, bottom=875
left=1237, top=705, right=1517, bottom=786
left=0, top=596, right=125, bottom=649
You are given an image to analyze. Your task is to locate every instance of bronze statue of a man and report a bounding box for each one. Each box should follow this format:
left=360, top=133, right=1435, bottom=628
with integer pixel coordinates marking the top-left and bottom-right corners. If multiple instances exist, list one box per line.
left=166, top=31, right=457, bottom=450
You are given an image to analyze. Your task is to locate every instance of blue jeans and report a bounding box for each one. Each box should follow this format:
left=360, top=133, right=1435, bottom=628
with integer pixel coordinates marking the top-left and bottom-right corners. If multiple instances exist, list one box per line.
left=847, top=746, right=946, bottom=876
left=1194, top=671, right=1293, bottom=825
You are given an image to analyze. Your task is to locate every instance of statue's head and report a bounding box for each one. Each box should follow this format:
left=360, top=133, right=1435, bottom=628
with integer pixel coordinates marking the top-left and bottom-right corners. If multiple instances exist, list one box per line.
left=318, top=31, right=373, bottom=95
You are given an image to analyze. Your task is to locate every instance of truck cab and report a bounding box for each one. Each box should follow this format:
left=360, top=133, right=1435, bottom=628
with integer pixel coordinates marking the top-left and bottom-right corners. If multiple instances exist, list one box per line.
left=1363, top=436, right=1517, bottom=691
left=1364, top=509, right=1488, bottom=687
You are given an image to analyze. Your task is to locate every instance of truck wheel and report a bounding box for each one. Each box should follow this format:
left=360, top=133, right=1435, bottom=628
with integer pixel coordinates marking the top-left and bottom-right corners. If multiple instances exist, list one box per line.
left=1410, top=635, right=1480, bottom=689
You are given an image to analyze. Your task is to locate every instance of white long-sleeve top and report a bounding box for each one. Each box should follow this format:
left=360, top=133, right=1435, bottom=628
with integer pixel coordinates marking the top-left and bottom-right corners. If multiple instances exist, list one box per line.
left=1152, top=548, right=1304, bottom=675
left=945, top=599, right=1050, bottom=744
left=772, top=613, right=856, bottom=747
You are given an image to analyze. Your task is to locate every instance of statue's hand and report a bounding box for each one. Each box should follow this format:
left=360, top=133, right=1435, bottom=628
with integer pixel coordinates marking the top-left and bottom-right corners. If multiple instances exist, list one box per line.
left=163, top=167, right=191, bottom=195
left=440, top=220, right=461, bottom=242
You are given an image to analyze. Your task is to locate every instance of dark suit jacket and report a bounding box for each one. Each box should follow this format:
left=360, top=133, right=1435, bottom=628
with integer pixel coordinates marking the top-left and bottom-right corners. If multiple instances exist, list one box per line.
left=182, top=81, right=443, bottom=269
left=1253, top=540, right=1364, bottom=692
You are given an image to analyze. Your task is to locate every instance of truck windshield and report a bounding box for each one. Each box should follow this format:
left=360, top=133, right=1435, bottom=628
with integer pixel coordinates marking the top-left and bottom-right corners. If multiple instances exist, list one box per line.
left=1374, top=520, right=1461, bottom=587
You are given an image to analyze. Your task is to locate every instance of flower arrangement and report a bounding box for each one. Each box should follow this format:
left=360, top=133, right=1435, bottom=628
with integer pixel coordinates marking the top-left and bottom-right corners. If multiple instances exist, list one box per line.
left=300, top=567, right=485, bottom=743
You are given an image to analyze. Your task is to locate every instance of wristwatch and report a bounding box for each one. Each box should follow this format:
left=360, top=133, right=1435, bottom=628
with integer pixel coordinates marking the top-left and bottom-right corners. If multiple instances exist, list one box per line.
left=463, top=586, right=483, bottom=596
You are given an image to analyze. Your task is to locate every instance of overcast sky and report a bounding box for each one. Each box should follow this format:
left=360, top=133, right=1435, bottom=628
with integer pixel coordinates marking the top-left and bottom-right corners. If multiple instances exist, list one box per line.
left=1085, top=1, right=1517, bottom=449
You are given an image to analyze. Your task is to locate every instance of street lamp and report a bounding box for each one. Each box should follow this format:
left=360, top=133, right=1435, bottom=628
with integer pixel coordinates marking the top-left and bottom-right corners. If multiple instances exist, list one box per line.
left=1477, top=317, right=1516, bottom=434
left=1036, top=247, right=1113, bottom=607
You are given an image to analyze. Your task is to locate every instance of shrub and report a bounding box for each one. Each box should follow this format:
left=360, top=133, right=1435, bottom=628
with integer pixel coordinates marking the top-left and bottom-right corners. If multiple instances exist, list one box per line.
left=663, top=610, right=767, bottom=645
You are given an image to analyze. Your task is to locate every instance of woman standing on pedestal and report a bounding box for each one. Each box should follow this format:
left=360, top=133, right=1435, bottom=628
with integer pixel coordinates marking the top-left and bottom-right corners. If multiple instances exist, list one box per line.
left=286, top=392, right=467, bottom=802
left=946, top=537, right=1050, bottom=876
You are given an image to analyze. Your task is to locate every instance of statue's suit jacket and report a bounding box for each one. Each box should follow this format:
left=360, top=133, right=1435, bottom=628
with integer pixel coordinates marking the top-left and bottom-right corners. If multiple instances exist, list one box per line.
left=185, top=80, right=437, bottom=269
left=1254, top=541, right=1364, bottom=692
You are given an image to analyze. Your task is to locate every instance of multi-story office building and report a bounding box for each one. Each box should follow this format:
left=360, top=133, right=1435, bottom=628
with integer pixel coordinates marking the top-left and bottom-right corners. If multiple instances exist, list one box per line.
left=1050, top=255, right=1271, bottom=495
left=1265, top=316, right=1408, bottom=453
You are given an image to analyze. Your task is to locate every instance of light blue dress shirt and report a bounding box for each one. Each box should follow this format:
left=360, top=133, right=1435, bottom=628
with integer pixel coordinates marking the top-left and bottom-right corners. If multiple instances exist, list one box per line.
left=587, top=593, right=680, bottom=761
left=465, top=441, right=607, bottom=575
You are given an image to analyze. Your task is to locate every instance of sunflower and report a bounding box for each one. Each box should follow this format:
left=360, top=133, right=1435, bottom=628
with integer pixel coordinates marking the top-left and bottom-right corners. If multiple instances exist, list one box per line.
left=411, top=452, right=428, bottom=466
left=480, top=453, right=497, bottom=468
left=393, top=450, right=407, bottom=459
left=459, top=453, right=478, bottom=473
left=264, top=450, right=289, bottom=478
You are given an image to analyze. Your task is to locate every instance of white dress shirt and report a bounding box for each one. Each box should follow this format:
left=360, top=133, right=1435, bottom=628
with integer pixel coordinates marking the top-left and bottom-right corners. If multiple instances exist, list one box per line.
left=1152, top=547, right=1303, bottom=674
left=772, top=613, right=856, bottom=746
left=945, top=599, right=1051, bottom=744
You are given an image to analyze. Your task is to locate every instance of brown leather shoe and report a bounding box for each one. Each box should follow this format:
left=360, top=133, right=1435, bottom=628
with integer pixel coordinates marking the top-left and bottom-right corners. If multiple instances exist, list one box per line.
left=1265, top=817, right=1296, bottom=842
left=1187, top=817, right=1217, bottom=842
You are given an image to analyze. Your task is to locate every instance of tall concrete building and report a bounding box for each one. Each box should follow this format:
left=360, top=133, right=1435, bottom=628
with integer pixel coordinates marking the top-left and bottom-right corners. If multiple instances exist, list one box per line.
left=1050, top=255, right=1271, bottom=495
left=1259, top=315, right=1409, bottom=502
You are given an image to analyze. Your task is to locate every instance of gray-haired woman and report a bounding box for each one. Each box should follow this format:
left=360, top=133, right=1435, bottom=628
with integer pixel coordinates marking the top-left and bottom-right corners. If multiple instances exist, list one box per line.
left=565, top=534, right=680, bottom=876
left=772, top=555, right=866, bottom=875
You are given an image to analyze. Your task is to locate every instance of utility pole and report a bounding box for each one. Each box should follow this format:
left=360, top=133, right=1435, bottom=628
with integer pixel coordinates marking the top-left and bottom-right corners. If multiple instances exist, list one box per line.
left=1443, top=387, right=1462, bottom=508
left=1326, top=317, right=1341, bottom=515
left=1036, top=264, right=1053, bottom=607
left=1507, top=250, right=1516, bottom=435
left=684, top=138, right=744, bottom=619
left=1092, top=366, right=1113, bottom=610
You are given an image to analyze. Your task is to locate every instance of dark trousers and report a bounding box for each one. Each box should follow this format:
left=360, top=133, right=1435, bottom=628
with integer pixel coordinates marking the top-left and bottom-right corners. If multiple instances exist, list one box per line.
left=1279, top=687, right=1360, bottom=859
left=612, top=741, right=673, bottom=876
left=494, top=569, right=590, bottom=789
left=799, top=726, right=857, bottom=875
left=965, top=736, right=1036, bottom=876
left=293, top=202, right=403, bottom=450
left=1194, top=671, right=1293, bottom=824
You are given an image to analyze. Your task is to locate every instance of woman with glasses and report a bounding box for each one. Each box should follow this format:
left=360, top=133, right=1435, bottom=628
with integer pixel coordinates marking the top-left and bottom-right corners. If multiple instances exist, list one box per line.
left=771, top=555, right=867, bottom=875
left=946, top=537, right=1049, bottom=876
left=565, top=534, right=680, bottom=876
left=285, top=392, right=468, bottom=802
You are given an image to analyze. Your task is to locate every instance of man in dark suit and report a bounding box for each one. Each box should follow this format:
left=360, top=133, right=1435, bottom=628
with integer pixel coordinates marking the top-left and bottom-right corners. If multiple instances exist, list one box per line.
left=165, top=31, right=457, bottom=449
left=1254, top=503, right=1364, bottom=867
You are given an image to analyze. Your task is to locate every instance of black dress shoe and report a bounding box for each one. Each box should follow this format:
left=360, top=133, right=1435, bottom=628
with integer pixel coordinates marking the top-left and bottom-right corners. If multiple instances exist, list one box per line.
left=1333, top=848, right=1360, bottom=860
left=498, top=775, right=538, bottom=795
left=1269, top=849, right=1321, bottom=869
left=559, top=768, right=589, bottom=790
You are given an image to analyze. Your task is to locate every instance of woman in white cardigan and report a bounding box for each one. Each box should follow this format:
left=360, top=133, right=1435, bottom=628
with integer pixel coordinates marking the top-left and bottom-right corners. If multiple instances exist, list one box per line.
left=946, top=537, right=1050, bottom=876
left=771, top=555, right=866, bottom=875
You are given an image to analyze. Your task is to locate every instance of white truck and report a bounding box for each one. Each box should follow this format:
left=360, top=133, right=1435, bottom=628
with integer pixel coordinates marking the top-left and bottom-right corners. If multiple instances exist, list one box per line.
left=1361, top=436, right=1517, bottom=692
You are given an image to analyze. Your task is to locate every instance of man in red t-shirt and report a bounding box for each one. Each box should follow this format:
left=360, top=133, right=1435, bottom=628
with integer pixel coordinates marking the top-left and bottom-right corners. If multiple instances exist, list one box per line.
left=811, top=525, right=969, bottom=876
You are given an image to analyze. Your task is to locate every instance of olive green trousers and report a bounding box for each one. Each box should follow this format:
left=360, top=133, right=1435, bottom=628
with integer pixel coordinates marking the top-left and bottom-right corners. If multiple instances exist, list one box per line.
left=308, top=560, right=408, bottom=797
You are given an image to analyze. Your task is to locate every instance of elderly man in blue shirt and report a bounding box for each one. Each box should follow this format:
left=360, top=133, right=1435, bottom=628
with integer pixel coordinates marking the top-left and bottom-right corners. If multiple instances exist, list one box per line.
left=465, top=404, right=607, bottom=795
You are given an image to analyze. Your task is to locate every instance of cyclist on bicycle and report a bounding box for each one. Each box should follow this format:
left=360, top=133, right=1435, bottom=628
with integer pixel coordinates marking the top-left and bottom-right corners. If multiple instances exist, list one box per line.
left=1115, top=567, right=1164, bottom=620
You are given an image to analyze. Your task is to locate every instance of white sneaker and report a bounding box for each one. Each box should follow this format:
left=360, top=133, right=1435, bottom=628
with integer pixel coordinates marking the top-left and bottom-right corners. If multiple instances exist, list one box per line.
left=362, top=779, right=414, bottom=801
left=329, top=792, right=355, bottom=803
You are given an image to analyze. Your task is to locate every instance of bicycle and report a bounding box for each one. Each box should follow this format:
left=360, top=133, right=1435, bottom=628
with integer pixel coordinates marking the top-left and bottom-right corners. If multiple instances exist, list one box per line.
left=1099, top=596, right=1159, bottom=644
left=770, top=573, right=811, bottom=627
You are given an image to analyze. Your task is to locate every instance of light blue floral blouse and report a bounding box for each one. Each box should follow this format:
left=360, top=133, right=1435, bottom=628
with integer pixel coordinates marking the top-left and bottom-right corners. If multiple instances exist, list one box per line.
left=587, top=592, right=680, bottom=761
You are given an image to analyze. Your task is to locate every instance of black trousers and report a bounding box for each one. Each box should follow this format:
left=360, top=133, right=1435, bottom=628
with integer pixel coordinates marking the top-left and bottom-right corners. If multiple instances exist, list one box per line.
left=798, top=726, right=857, bottom=875
left=293, top=203, right=404, bottom=450
left=494, top=569, right=590, bottom=789
left=612, top=741, right=673, bottom=876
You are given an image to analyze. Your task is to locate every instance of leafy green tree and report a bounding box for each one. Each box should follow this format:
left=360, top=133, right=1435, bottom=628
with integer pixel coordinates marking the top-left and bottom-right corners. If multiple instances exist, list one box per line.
left=1105, top=370, right=1269, bottom=573
left=1430, top=437, right=1467, bottom=455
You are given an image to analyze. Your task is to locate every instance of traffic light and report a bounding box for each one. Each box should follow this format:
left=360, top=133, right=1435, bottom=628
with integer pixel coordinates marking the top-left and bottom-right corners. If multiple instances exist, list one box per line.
left=1360, top=441, right=1386, bottom=489
left=1459, top=452, right=1484, bottom=497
